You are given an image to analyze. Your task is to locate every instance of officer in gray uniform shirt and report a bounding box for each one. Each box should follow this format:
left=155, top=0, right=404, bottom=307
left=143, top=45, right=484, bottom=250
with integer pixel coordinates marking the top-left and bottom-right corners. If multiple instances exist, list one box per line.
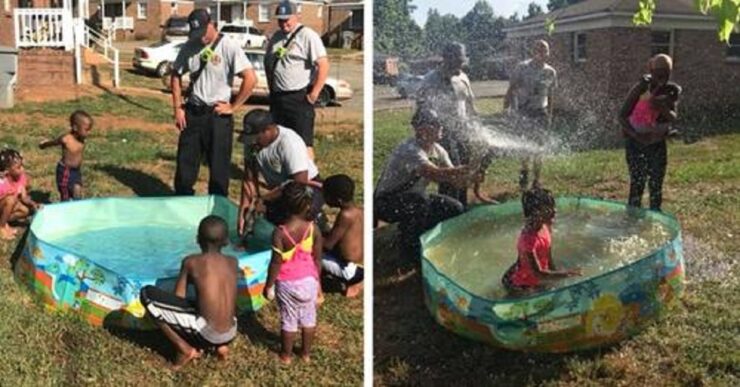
left=170, top=9, right=256, bottom=196
left=264, top=0, right=329, bottom=160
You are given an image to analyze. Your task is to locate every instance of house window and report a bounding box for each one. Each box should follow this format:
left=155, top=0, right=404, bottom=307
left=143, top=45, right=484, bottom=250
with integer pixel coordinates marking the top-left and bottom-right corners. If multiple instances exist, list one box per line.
left=727, top=33, right=740, bottom=60
left=258, top=4, right=269, bottom=23
left=573, top=32, right=586, bottom=62
left=171, top=2, right=178, bottom=15
left=651, top=30, right=673, bottom=57
left=137, top=1, right=147, bottom=19
left=317, top=6, right=322, bottom=18
left=296, top=4, right=302, bottom=14
left=349, top=9, right=363, bottom=29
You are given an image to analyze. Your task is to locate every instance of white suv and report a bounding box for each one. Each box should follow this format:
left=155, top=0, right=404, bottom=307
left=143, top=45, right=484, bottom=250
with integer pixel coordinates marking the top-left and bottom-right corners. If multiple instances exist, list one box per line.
left=220, top=23, right=267, bottom=48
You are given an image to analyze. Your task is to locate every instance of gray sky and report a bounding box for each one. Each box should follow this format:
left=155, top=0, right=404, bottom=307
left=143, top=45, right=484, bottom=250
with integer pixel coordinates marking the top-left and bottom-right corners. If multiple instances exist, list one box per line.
left=412, top=0, right=550, bottom=26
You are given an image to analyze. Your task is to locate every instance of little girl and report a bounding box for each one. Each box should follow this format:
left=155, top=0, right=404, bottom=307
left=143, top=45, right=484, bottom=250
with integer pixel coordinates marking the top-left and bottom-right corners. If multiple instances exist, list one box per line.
left=0, top=149, right=41, bottom=240
left=627, top=59, right=681, bottom=139
left=264, top=181, right=323, bottom=364
left=502, top=187, right=580, bottom=295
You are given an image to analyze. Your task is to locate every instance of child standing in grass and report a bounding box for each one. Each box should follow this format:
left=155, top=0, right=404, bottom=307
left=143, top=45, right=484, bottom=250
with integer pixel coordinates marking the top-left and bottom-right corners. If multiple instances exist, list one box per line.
left=0, top=149, right=41, bottom=240
left=264, top=181, right=323, bottom=364
left=39, top=110, right=93, bottom=201
left=502, top=187, right=581, bottom=295
left=321, top=174, right=364, bottom=298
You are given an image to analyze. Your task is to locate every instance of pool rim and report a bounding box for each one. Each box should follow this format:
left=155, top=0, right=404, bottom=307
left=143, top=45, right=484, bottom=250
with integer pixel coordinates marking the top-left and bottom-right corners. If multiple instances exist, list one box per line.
left=420, top=196, right=682, bottom=304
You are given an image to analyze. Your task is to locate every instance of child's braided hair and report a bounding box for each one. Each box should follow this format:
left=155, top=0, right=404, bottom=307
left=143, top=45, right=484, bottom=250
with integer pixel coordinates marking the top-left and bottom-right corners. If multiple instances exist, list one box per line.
left=282, top=181, right=314, bottom=216
left=0, top=149, right=22, bottom=173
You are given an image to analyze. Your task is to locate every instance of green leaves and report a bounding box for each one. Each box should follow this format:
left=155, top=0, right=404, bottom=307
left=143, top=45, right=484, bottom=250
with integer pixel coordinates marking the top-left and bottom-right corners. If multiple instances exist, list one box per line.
left=545, top=17, right=556, bottom=35
left=634, top=0, right=740, bottom=42
left=633, top=0, right=656, bottom=25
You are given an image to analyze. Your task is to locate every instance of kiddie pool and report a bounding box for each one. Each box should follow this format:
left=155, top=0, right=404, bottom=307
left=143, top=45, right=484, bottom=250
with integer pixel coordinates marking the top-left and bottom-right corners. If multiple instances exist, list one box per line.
left=14, top=196, right=273, bottom=329
left=421, top=197, right=684, bottom=352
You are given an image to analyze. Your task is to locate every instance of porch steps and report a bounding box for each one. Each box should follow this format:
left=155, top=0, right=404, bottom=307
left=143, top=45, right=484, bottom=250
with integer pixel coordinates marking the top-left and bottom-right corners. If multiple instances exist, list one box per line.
left=17, top=48, right=75, bottom=87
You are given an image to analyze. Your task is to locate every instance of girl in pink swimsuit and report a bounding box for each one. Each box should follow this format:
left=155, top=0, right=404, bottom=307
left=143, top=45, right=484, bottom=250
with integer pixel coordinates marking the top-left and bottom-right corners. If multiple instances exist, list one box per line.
left=264, top=181, right=324, bottom=364
left=502, top=187, right=581, bottom=295
left=0, top=149, right=40, bottom=240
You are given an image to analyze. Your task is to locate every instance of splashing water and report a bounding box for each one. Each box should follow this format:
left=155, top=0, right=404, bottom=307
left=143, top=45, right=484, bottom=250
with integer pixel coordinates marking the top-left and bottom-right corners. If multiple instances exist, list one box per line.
left=425, top=206, right=674, bottom=300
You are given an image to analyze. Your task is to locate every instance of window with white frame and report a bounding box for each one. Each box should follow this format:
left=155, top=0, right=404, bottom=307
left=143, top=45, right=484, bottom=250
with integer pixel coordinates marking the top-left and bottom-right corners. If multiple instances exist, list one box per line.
left=650, top=30, right=673, bottom=57
left=573, top=32, right=587, bottom=62
left=171, top=2, right=178, bottom=15
left=259, top=4, right=269, bottom=22
left=317, top=5, right=322, bottom=18
left=727, top=33, right=740, bottom=60
left=137, top=1, right=147, bottom=19
left=4, top=0, right=10, bottom=13
left=297, top=4, right=302, bottom=14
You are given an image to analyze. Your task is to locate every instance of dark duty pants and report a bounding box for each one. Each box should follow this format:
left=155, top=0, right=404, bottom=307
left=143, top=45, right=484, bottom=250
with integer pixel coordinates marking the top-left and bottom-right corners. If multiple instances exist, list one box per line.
left=625, top=138, right=667, bottom=211
left=174, top=105, right=234, bottom=196
left=270, top=88, right=316, bottom=147
left=375, top=191, right=463, bottom=259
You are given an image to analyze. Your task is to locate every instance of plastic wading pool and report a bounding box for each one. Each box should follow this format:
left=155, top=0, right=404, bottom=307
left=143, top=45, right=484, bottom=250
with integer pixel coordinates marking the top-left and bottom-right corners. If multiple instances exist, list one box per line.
left=420, top=197, right=684, bottom=352
left=14, top=196, right=273, bottom=329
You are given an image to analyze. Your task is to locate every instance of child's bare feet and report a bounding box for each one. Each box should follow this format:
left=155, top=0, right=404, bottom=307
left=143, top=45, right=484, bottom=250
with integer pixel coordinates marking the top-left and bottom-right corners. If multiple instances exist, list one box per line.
left=216, top=345, right=229, bottom=361
left=299, top=354, right=311, bottom=363
left=278, top=353, right=292, bottom=365
left=345, top=282, right=363, bottom=298
left=172, top=348, right=201, bottom=370
left=1, top=225, right=17, bottom=240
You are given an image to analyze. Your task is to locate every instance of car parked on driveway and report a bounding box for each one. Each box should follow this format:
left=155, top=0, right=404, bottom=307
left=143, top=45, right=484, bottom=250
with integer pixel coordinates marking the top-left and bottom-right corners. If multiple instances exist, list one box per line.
left=161, top=16, right=189, bottom=43
left=162, top=49, right=353, bottom=107
left=220, top=23, right=267, bottom=48
left=395, top=72, right=426, bottom=99
left=133, top=40, right=183, bottom=77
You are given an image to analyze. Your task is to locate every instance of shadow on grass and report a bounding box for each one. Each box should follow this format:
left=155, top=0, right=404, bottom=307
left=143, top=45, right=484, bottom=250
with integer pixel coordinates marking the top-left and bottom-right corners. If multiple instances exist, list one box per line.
left=103, top=313, right=173, bottom=361
left=373, top=225, right=610, bottom=385
left=91, top=65, right=155, bottom=112
left=9, top=226, right=30, bottom=272
left=238, top=312, right=280, bottom=349
left=94, top=164, right=174, bottom=196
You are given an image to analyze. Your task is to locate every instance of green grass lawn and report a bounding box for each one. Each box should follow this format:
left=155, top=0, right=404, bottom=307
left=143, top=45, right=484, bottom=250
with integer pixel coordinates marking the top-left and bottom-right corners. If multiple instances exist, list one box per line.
left=0, top=92, right=363, bottom=385
left=373, top=98, right=740, bottom=385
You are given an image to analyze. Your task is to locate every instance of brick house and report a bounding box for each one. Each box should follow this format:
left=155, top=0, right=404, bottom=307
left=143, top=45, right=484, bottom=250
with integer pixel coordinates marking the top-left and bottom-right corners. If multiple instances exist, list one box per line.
left=504, top=0, right=740, bottom=145
left=87, top=0, right=194, bottom=40
left=246, top=0, right=327, bottom=37
left=324, top=0, right=363, bottom=49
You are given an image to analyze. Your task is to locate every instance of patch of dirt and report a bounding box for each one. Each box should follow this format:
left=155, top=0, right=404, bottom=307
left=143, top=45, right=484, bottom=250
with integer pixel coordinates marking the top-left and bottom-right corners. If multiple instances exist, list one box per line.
left=15, top=84, right=103, bottom=103
left=0, top=112, right=173, bottom=133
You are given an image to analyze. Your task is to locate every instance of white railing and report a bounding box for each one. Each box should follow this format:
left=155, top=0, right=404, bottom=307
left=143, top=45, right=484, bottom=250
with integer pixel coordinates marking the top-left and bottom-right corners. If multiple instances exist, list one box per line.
left=75, top=19, right=120, bottom=88
left=14, top=8, right=73, bottom=50
left=102, top=16, right=134, bottom=31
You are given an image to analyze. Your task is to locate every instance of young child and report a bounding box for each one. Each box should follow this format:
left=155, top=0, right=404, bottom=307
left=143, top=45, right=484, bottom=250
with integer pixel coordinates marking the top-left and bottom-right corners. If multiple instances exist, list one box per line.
left=628, top=58, right=681, bottom=137
left=619, top=54, right=681, bottom=211
left=140, top=215, right=239, bottom=370
left=321, top=174, right=364, bottom=298
left=502, top=187, right=581, bottom=295
left=0, top=149, right=41, bottom=240
left=39, top=110, right=93, bottom=201
left=264, top=181, right=323, bottom=364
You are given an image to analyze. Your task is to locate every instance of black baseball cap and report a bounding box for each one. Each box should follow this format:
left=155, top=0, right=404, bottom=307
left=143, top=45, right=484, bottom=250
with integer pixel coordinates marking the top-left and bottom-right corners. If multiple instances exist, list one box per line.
left=188, top=9, right=211, bottom=42
left=412, top=108, right=443, bottom=129
left=243, top=109, right=276, bottom=136
left=275, top=1, right=296, bottom=20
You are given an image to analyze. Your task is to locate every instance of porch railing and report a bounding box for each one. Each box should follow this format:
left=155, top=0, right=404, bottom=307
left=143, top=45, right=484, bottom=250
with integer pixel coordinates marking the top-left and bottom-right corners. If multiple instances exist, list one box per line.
left=14, top=8, right=73, bottom=50
left=102, top=16, right=134, bottom=31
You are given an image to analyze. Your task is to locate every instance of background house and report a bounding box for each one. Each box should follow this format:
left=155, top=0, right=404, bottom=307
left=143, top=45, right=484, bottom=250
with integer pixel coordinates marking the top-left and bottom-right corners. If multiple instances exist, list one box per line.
left=504, top=0, right=740, bottom=146
left=87, top=0, right=194, bottom=40
left=246, top=0, right=327, bottom=37
left=324, top=0, right=363, bottom=49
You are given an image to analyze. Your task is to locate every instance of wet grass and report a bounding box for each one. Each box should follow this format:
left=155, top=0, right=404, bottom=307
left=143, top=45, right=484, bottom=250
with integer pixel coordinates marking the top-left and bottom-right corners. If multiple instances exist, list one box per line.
left=373, top=99, right=740, bottom=385
left=0, top=93, right=363, bottom=384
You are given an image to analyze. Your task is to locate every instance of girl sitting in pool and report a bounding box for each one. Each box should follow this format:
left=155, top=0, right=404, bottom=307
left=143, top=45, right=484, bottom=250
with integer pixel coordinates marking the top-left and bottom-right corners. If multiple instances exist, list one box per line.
left=502, top=187, right=581, bottom=295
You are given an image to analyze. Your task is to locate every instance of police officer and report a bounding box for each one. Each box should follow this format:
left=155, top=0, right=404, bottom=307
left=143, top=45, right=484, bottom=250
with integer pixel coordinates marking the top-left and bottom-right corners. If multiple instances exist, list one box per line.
left=170, top=9, right=257, bottom=196
left=416, top=42, right=481, bottom=207
left=264, top=0, right=329, bottom=160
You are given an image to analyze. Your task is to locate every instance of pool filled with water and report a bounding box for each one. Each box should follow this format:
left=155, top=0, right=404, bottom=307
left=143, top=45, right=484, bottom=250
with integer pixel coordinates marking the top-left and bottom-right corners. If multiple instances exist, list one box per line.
left=52, top=226, right=251, bottom=280
left=425, top=206, right=674, bottom=299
